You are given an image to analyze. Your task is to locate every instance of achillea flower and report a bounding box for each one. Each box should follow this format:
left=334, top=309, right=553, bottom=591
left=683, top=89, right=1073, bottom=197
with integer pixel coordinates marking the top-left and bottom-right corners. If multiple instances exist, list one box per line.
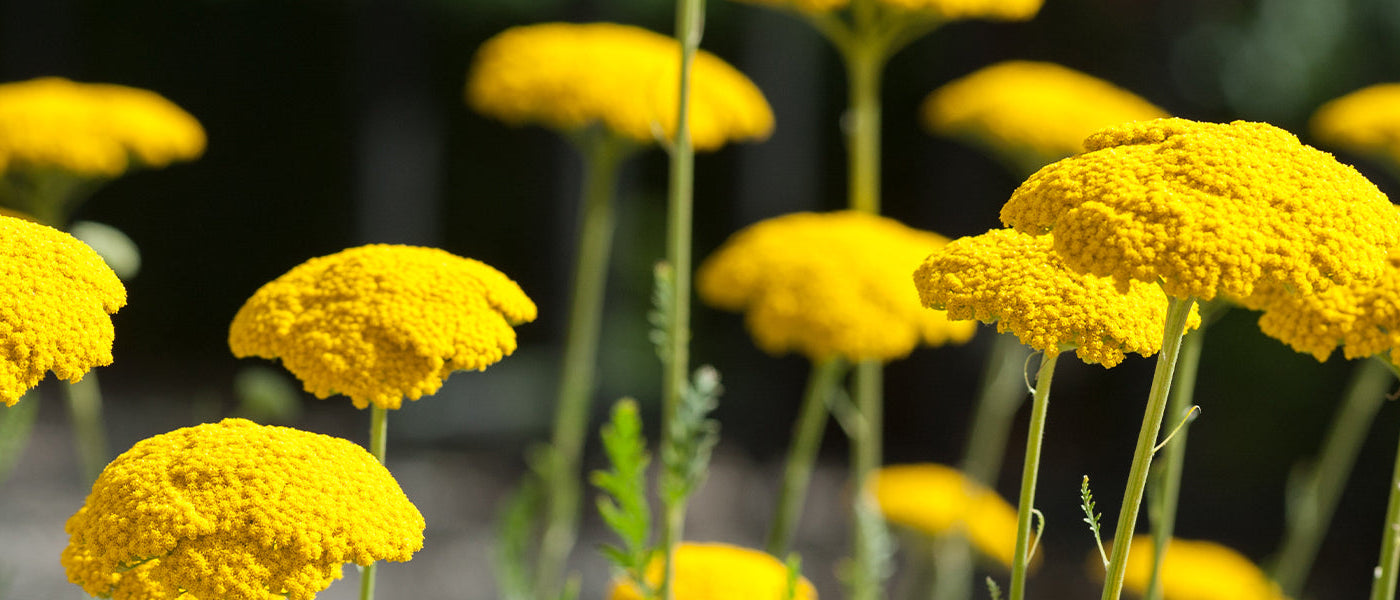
left=697, top=211, right=976, bottom=362
left=923, top=61, right=1167, bottom=171
left=467, top=23, right=773, bottom=152
left=607, top=542, right=817, bottom=600
left=1000, top=118, right=1400, bottom=301
left=1250, top=250, right=1400, bottom=363
left=229, top=244, right=537, bottom=410
left=1115, top=536, right=1288, bottom=600
left=0, top=215, right=125, bottom=406
left=914, top=228, right=1199, bottom=367
left=61, top=418, right=425, bottom=600
left=0, top=77, right=204, bottom=177
left=1311, top=83, right=1400, bottom=166
left=735, top=0, right=1041, bottom=19
left=870, top=463, right=1019, bottom=567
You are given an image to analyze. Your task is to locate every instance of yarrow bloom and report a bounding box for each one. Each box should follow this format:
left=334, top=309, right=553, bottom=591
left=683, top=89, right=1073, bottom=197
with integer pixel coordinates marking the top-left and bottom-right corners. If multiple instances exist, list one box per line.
left=870, top=463, right=1020, bottom=567
left=1115, top=536, right=1288, bottom=600
left=61, top=418, right=425, bottom=600
left=1000, top=118, right=1400, bottom=301
left=914, top=228, right=1199, bottom=367
left=1250, top=250, right=1400, bottom=363
left=467, top=22, right=774, bottom=152
left=923, top=61, right=1167, bottom=171
left=735, top=0, right=1041, bottom=20
left=229, top=244, right=537, bottom=410
left=607, top=542, right=817, bottom=600
left=0, top=77, right=204, bottom=178
left=697, top=211, right=975, bottom=362
left=0, top=215, right=125, bottom=406
left=1311, top=83, right=1400, bottom=166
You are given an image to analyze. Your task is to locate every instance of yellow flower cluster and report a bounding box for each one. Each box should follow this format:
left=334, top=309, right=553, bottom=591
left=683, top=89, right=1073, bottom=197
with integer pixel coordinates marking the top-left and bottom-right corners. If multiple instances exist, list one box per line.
left=62, top=418, right=425, bottom=600
left=0, top=77, right=205, bottom=177
left=697, top=211, right=976, bottom=362
left=229, top=244, right=537, bottom=410
left=870, top=463, right=1019, bottom=567
left=1000, top=118, right=1400, bottom=301
left=923, top=61, right=1167, bottom=172
left=1118, top=536, right=1288, bottom=600
left=1311, top=83, right=1400, bottom=166
left=735, top=0, right=1041, bottom=19
left=1250, top=251, right=1400, bottom=363
left=734, top=0, right=848, bottom=13
left=914, top=228, right=1198, bottom=367
left=608, top=542, right=817, bottom=600
left=467, top=23, right=774, bottom=152
left=0, top=215, right=126, bottom=405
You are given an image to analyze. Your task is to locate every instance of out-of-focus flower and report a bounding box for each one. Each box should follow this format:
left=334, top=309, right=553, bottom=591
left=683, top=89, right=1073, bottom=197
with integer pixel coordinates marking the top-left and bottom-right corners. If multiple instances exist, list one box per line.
left=735, top=0, right=1041, bottom=20
left=1311, top=83, right=1400, bottom=166
left=62, top=418, right=425, bottom=600
left=914, top=228, right=1199, bottom=367
left=467, top=22, right=773, bottom=152
left=1112, top=536, right=1288, bottom=600
left=1252, top=249, right=1400, bottom=363
left=1000, top=118, right=1400, bottom=301
left=697, top=211, right=975, bottom=362
left=0, top=215, right=125, bottom=406
left=607, top=542, right=817, bottom=600
left=870, top=463, right=1019, bottom=567
left=229, top=244, right=537, bottom=410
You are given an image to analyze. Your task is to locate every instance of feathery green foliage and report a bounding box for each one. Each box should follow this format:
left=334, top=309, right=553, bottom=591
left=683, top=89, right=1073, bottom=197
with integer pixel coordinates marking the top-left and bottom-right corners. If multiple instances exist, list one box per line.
left=660, top=366, right=722, bottom=505
left=592, top=399, right=655, bottom=590
left=1081, top=475, right=1108, bottom=568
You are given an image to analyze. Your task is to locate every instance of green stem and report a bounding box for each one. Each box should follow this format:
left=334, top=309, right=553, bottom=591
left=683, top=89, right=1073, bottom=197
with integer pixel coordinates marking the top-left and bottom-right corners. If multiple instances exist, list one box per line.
left=767, top=358, right=848, bottom=555
left=1373, top=406, right=1400, bottom=600
left=962, top=332, right=1034, bottom=486
left=0, top=389, right=41, bottom=485
left=361, top=405, right=389, bottom=600
left=64, top=373, right=111, bottom=484
left=929, top=532, right=973, bottom=600
left=842, top=23, right=885, bottom=215
left=850, top=358, right=885, bottom=600
left=1099, top=296, right=1195, bottom=600
left=1008, top=351, right=1058, bottom=600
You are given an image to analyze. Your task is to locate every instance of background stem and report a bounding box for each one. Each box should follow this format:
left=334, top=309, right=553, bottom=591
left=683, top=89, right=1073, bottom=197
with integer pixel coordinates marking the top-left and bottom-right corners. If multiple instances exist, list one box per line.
left=64, top=373, right=110, bottom=484
left=767, top=358, right=847, bottom=555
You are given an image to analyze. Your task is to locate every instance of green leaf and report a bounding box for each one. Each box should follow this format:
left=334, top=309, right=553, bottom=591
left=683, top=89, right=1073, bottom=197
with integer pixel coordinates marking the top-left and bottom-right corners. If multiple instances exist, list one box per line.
left=648, top=262, right=675, bottom=362
left=591, top=399, right=653, bottom=579
left=493, top=476, right=545, bottom=600
left=660, top=366, right=722, bottom=504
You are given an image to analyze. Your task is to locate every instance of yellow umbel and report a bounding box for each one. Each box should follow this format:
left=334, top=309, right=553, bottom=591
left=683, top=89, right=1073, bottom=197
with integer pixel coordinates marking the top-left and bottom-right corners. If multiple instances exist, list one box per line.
left=608, top=542, right=817, bottom=600
left=870, top=463, right=1021, bottom=568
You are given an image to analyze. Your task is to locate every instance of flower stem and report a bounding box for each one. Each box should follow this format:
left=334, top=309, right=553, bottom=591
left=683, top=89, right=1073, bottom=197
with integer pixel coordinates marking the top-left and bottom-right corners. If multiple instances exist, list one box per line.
left=1373, top=411, right=1400, bottom=600
left=850, top=358, right=885, bottom=600
left=64, top=373, right=111, bottom=484
left=1008, top=351, right=1058, bottom=600
left=767, top=357, right=848, bottom=555
left=962, top=332, right=1035, bottom=486
left=0, top=389, right=41, bottom=485
left=842, top=19, right=884, bottom=215
left=361, top=405, right=389, bottom=600
left=1099, top=296, right=1195, bottom=600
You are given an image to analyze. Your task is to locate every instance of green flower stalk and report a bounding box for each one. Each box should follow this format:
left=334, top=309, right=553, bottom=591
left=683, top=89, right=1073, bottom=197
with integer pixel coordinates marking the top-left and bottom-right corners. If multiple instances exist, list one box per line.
left=767, top=357, right=850, bottom=555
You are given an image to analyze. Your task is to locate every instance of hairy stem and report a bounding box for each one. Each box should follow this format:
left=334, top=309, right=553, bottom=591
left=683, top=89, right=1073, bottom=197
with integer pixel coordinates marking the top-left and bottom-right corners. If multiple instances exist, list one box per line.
left=1009, top=351, right=1058, bottom=600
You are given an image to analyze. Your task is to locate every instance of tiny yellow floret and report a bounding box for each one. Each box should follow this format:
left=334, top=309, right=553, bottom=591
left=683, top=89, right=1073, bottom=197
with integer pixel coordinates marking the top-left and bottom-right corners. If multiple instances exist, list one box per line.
left=607, top=542, right=817, bottom=600
left=734, top=0, right=1041, bottom=19
left=1115, top=536, right=1288, bottom=600
left=870, top=463, right=1020, bottom=568
left=914, top=228, right=1199, bottom=367
left=0, top=215, right=125, bottom=406
left=229, top=244, right=537, bottom=410
left=61, top=418, right=425, bottom=600
left=1000, top=118, right=1400, bottom=301
left=0, top=77, right=204, bottom=177
left=1311, top=83, right=1400, bottom=167
left=697, top=211, right=976, bottom=362
left=467, top=22, right=774, bottom=152
left=1251, top=250, right=1400, bottom=363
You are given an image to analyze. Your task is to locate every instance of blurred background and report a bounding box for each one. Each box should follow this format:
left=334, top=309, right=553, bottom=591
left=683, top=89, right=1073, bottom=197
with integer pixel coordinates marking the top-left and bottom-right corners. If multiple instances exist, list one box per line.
left=2, top=0, right=1400, bottom=597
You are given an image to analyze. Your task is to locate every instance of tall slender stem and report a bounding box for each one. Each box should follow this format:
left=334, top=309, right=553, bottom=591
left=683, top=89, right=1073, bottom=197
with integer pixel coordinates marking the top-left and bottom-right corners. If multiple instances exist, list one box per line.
left=361, top=405, right=389, bottom=600
left=842, top=27, right=884, bottom=215
left=850, top=358, right=885, bottom=600
left=1143, top=323, right=1207, bottom=600
left=767, top=358, right=848, bottom=555
left=1372, top=412, right=1400, bottom=600
left=0, top=389, right=41, bottom=485
left=961, top=332, right=1034, bottom=486
left=65, top=373, right=111, bottom=484
left=1008, top=351, right=1058, bottom=600
left=1099, top=296, right=1195, bottom=600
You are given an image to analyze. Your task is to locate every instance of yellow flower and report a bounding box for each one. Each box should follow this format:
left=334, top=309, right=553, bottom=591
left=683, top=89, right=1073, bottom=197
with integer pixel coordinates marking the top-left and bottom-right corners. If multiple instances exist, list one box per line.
left=229, top=244, right=537, bottom=410
left=607, top=542, right=817, bottom=600
left=1311, top=83, right=1400, bottom=166
left=914, top=228, right=1199, bottom=367
left=1000, top=118, right=1400, bottom=301
left=1251, top=250, right=1400, bottom=363
left=0, top=215, right=126, bottom=406
left=0, top=77, right=204, bottom=177
left=734, top=0, right=1041, bottom=19
left=870, top=463, right=1019, bottom=567
left=697, top=211, right=976, bottom=362
left=61, top=418, right=425, bottom=600
left=1116, top=536, right=1288, bottom=600
left=467, top=22, right=774, bottom=152
left=923, top=61, right=1168, bottom=172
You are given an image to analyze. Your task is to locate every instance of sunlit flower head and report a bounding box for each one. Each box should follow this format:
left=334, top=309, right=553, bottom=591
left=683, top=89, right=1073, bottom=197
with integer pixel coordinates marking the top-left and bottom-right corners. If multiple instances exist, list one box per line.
left=1113, top=536, right=1288, bottom=600
left=0, top=215, right=126, bottom=406
left=1250, top=250, right=1400, bottom=363
left=735, top=0, right=1041, bottom=19
left=607, top=542, right=817, bottom=600
left=923, top=61, right=1168, bottom=173
left=1000, top=118, right=1400, bottom=301
left=1311, top=83, right=1400, bottom=166
left=62, top=418, right=425, bottom=600
left=229, top=244, right=537, bottom=410
left=467, top=22, right=774, bottom=152
left=697, top=211, right=976, bottom=362
left=870, top=463, right=1019, bottom=567
left=914, top=228, right=1200, bottom=367
left=0, top=77, right=205, bottom=178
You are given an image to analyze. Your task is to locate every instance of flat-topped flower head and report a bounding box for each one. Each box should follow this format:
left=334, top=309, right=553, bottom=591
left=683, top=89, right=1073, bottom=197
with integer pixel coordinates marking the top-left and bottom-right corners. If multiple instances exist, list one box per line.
left=607, top=542, right=817, bottom=600
left=62, top=418, right=425, bottom=600
left=0, top=215, right=126, bottom=406
left=1251, top=250, right=1400, bottom=363
left=1311, top=83, right=1400, bottom=166
left=870, top=463, right=1019, bottom=567
left=467, top=22, right=773, bottom=152
left=735, top=0, right=1041, bottom=19
left=0, top=77, right=205, bottom=178
left=697, top=211, right=976, bottom=362
left=229, top=244, right=537, bottom=410
left=914, top=228, right=1199, bottom=367
left=923, top=61, right=1168, bottom=172
left=1115, top=536, right=1288, bottom=600
left=1000, top=118, right=1400, bottom=301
